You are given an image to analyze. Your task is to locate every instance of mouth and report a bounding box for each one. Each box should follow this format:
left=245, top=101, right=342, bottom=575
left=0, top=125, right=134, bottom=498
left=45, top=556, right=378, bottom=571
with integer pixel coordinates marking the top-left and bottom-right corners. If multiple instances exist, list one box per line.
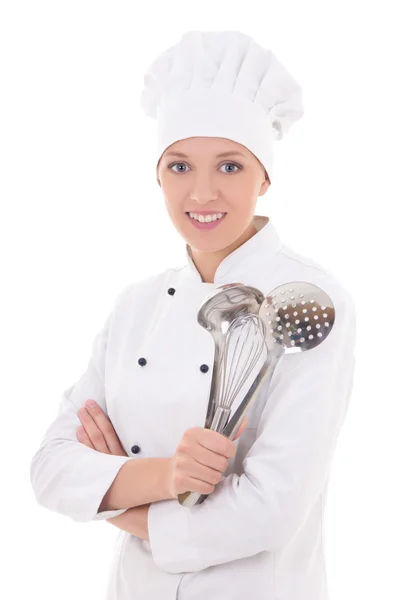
left=185, top=211, right=227, bottom=230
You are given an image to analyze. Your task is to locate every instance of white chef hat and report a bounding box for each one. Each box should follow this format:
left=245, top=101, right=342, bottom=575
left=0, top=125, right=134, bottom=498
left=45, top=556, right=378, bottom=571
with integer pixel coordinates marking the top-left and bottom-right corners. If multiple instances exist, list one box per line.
left=140, top=30, right=304, bottom=183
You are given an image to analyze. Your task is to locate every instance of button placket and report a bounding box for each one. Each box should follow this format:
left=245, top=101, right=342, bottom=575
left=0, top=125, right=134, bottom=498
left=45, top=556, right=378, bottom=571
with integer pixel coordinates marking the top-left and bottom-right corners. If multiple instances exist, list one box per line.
left=131, top=286, right=178, bottom=457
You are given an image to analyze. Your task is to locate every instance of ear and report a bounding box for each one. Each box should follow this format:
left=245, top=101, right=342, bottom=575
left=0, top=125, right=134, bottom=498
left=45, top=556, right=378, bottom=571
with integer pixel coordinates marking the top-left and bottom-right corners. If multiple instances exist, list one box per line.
left=259, top=178, right=270, bottom=196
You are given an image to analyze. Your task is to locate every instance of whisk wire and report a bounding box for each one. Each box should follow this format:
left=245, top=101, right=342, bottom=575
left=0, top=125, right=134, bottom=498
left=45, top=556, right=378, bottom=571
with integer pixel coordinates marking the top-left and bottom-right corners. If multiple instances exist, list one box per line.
left=225, top=318, right=259, bottom=404
left=218, top=314, right=267, bottom=410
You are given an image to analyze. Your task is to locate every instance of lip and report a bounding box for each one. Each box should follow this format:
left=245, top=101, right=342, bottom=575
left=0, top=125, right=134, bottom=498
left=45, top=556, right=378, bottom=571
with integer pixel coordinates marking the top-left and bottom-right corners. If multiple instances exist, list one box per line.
left=185, top=212, right=227, bottom=230
left=186, top=210, right=227, bottom=215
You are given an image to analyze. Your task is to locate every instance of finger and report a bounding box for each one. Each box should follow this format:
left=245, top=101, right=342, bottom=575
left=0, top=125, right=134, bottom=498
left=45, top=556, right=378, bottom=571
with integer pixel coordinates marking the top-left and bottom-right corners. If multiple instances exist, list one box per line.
left=76, top=425, right=95, bottom=450
left=77, top=407, right=110, bottom=454
left=190, top=443, right=229, bottom=473
left=84, top=400, right=126, bottom=456
left=232, top=416, right=248, bottom=441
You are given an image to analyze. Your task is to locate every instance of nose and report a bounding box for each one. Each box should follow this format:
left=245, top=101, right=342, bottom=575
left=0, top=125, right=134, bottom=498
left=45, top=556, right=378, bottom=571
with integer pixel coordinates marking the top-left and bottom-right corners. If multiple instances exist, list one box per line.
left=189, top=176, right=218, bottom=205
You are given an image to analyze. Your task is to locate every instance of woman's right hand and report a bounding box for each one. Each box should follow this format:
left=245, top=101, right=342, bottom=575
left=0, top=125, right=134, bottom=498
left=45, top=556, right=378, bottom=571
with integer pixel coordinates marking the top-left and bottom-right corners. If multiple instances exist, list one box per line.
left=166, top=416, right=248, bottom=499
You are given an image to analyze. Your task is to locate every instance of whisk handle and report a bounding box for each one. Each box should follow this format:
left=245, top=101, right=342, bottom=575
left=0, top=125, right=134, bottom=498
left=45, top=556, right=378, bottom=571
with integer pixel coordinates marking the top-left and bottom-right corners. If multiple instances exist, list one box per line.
left=210, top=405, right=231, bottom=432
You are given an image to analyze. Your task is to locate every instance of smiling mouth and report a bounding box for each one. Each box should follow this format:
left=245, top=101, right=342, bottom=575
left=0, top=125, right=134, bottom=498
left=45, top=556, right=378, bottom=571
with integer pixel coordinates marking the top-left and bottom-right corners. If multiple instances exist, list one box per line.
left=185, top=211, right=227, bottom=219
left=185, top=211, right=228, bottom=228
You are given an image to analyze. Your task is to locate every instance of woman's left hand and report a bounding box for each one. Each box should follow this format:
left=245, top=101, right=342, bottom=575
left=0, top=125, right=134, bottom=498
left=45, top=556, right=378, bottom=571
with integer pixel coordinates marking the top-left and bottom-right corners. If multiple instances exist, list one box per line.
left=77, top=400, right=128, bottom=457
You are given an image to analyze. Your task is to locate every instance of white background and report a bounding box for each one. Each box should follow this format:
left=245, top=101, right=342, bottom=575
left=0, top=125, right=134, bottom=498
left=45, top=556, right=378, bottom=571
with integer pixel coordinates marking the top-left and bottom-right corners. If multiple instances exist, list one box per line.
left=1, top=1, right=399, bottom=598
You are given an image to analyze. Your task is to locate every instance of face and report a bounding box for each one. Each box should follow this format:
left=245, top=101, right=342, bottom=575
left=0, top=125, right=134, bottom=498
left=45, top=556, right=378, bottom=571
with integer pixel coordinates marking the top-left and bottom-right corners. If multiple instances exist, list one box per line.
left=156, top=137, right=270, bottom=254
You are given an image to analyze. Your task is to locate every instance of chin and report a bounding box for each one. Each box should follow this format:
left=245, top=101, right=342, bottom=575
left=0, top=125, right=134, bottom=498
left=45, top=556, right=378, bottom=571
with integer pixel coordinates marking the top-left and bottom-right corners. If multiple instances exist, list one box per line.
left=175, top=214, right=235, bottom=253
left=189, top=236, right=232, bottom=254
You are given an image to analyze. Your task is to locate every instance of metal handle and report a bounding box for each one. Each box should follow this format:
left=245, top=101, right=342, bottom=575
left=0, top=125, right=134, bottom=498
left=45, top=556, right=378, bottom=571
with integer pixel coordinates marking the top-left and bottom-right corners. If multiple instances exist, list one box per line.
left=222, top=351, right=281, bottom=439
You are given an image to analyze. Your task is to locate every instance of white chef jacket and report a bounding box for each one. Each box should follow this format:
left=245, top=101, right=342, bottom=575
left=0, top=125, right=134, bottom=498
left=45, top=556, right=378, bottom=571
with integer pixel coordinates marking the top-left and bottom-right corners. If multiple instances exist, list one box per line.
left=30, top=215, right=357, bottom=600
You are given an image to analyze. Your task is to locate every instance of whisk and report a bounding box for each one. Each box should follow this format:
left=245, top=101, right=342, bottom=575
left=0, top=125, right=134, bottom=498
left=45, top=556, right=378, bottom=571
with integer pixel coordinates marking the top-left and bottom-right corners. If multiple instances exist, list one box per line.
left=207, top=312, right=268, bottom=434
left=197, top=283, right=266, bottom=432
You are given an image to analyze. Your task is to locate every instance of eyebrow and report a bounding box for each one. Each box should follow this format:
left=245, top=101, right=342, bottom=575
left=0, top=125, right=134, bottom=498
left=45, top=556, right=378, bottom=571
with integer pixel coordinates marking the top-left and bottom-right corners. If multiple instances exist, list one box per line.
left=163, top=151, right=247, bottom=159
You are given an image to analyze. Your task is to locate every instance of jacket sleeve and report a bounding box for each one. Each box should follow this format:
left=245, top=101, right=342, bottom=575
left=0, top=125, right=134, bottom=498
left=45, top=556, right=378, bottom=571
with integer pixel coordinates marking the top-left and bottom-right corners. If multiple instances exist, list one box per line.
left=147, top=286, right=357, bottom=572
left=30, top=285, right=134, bottom=523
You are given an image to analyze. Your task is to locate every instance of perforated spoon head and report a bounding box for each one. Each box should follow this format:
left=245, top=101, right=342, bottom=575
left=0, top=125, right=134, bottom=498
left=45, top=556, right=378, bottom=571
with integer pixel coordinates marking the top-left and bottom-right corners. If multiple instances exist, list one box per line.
left=259, top=281, right=335, bottom=354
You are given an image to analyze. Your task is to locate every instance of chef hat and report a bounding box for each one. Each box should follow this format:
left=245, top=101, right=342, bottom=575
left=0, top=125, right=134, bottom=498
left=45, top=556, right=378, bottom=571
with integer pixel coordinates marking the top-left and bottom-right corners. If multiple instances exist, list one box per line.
left=140, top=30, right=304, bottom=183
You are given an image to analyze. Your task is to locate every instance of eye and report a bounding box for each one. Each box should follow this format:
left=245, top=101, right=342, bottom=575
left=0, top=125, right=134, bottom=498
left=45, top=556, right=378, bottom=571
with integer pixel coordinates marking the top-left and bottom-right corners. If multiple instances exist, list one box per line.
left=169, top=162, right=189, bottom=173
left=220, top=163, right=240, bottom=173
left=168, top=162, right=241, bottom=173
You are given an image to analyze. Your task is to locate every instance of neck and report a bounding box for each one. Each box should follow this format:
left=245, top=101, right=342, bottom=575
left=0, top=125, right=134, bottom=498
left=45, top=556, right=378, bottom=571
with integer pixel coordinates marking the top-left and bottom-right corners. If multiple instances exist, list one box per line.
left=189, top=219, right=260, bottom=283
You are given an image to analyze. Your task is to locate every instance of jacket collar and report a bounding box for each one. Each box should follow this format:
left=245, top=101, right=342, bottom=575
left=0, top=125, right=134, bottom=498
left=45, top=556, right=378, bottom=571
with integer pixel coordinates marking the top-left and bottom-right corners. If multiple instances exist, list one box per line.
left=183, top=215, right=282, bottom=284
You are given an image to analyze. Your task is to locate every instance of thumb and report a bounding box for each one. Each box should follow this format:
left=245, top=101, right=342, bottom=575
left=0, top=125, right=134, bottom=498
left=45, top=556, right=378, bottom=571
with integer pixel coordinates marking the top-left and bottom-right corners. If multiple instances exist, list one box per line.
left=232, top=415, right=248, bottom=441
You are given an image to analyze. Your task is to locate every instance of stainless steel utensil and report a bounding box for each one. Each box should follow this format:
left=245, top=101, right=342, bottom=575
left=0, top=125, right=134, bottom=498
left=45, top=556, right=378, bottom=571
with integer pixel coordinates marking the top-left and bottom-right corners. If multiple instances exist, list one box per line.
left=179, top=281, right=335, bottom=508
left=196, top=283, right=266, bottom=432
left=206, top=311, right=267, bottom=434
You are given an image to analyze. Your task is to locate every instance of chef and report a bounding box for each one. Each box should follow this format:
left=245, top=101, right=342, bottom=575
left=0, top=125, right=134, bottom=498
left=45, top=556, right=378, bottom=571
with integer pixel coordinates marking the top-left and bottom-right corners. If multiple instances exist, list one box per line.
left=30, top=30, right=357, bottom=600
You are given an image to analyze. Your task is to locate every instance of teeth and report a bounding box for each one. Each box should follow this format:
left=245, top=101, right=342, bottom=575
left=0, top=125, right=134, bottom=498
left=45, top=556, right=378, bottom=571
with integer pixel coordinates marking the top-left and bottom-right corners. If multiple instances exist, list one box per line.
left=188, top=212, right=225, bottom=223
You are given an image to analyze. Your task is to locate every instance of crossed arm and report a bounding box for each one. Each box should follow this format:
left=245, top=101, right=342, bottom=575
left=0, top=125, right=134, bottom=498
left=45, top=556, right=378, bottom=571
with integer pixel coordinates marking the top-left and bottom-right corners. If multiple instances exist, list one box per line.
left=106, top=503, right=150, bottom=541
left=76, top=399, right=156, bottom=541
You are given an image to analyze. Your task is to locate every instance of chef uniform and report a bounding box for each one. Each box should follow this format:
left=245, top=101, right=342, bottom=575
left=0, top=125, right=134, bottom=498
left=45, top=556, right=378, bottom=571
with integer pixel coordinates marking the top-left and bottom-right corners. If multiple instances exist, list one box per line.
left=30, top=31, right=357, bottom=600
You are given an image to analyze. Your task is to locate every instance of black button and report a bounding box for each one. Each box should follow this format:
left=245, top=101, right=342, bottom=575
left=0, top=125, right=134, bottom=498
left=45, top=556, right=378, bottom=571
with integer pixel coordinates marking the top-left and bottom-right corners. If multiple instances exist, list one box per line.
left=131, top=445, right=141, bottom=454
left=167, top=287, right=176, bottom=295
left=200, top=364, right=209, bottom=373
left=138, top=357, right=147, bottom=366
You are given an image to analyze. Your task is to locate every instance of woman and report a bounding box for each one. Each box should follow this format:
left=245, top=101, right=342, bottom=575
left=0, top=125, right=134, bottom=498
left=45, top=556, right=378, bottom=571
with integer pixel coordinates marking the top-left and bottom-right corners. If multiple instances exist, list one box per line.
left=30, top=31, right=357, bottom=600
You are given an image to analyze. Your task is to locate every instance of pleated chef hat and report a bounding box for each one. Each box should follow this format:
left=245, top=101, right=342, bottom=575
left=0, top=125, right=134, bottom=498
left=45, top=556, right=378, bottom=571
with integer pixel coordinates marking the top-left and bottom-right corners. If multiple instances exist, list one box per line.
left=140, top=30, right=304, bottom=183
